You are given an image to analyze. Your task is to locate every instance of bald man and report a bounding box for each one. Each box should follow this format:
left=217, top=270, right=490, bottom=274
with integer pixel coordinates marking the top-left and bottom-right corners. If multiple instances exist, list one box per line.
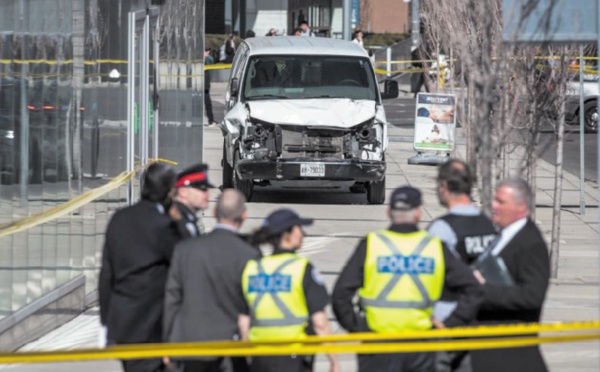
left=164, top=189, right=261, bottom=372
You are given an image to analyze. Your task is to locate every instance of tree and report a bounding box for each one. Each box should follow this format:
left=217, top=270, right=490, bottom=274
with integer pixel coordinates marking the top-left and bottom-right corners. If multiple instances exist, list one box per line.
left=420, top=0, right=573, bottom=277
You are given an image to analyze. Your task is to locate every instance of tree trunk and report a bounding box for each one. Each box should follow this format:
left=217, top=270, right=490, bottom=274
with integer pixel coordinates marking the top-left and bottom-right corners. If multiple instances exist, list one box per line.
left=550, top=100, right=565, bottom=278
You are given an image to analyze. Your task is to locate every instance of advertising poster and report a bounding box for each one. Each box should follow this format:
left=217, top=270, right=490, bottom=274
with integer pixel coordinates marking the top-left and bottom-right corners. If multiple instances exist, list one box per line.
left=414, top=93, right=456, bottom=151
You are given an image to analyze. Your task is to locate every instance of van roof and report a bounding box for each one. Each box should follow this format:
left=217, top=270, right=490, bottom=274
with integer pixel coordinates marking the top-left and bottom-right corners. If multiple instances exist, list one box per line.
left=243, top=37, right=368, bottom=57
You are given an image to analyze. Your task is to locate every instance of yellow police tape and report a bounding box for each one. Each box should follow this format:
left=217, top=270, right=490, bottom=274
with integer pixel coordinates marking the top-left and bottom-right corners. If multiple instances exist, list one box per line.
left=2, top=321, right=600, bottom=364
left=0, top=158, right=176, bottom=239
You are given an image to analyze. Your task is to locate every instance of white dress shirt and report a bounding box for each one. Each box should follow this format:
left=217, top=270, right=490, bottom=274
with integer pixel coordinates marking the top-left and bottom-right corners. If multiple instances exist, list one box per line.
left=491, top=217, right=528, bottom=256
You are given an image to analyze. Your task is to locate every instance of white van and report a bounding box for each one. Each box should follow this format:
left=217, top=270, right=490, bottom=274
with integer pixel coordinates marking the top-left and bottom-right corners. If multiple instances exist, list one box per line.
left=220, top=37, right=398, bottom=204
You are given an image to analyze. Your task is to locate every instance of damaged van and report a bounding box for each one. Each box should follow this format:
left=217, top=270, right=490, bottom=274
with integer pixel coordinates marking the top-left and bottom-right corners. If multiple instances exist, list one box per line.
left=220, top=37, right=398, bottom=204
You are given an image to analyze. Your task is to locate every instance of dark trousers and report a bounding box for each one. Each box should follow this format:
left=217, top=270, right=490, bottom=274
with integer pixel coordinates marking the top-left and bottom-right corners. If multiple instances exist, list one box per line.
left=121, top=358, right=163, bottom=372
left=182, top=359, right=222, bottom=372
left=436, top=351, right=472, bottom=372
left=358, top=352, right=434, bottom=372
left=230, top=357, right=250, bottom=372
left=204, top=89, right=214, bottom=123
left=178, top=357, right=247, bottom=372
left=413, top=73, right=429, bottom=98
left=250, top=355, right=307, bottom=372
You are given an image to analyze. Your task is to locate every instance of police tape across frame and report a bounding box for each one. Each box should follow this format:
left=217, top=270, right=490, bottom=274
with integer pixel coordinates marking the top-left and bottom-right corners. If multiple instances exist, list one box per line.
left=0, top=158, right=177, bottom=239
left=1, top=321, right=600, bottom=364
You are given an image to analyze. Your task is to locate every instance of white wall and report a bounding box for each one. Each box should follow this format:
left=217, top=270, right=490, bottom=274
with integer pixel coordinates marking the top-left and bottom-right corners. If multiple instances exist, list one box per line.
left=331, top=0, right=343, bottom=38
left=246, top=0, right=288, bottom=36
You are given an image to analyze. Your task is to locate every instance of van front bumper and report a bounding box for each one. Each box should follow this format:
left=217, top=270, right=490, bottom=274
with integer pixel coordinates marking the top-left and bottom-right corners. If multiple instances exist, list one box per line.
left=236, top=158, right=386, bottom=182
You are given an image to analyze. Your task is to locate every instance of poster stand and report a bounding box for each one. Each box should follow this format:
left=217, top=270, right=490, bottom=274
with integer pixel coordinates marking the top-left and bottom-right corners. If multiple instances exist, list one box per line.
left=408, top=93, right=457, bottom=166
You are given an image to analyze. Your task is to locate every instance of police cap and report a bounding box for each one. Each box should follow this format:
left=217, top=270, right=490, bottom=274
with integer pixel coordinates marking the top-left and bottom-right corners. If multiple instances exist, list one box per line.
left=176, top=163, right=215, bottom=191
left=263, top=208, right=313, bottom=235
left=390, top=186, right=422, bottom=210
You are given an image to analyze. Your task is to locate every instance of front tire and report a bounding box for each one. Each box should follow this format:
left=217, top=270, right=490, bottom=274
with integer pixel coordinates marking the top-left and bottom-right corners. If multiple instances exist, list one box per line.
left=233, top=150, right=253, bottom=201
left=367, top=177, right=385, bottom=205
left=222, top=139, right=233, bottom=189
left=584, top=100, right=598, bottom=133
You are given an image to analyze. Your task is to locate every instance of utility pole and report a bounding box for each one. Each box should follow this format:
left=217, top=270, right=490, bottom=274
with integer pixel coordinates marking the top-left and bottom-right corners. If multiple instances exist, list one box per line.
left=411, top=0, right=420, bottom=46
left=343, top=0, right=352, bottom=40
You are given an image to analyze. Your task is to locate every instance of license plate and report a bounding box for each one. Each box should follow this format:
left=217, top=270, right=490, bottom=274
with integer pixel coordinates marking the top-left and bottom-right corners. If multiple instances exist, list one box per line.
left=300, top=163, right=325, bottom=177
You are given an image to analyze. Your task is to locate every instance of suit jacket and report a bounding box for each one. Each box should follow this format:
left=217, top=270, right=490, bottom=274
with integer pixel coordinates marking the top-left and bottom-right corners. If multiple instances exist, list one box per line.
left=164, top=227, right=261, bottom=343
left=472, top=218, right=550, bottom=372
left=99, top=200, right=183, bottom=344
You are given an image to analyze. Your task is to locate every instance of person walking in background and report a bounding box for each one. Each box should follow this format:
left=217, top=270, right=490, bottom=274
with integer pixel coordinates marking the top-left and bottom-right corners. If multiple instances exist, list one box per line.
left=332, top=186, right=483, bottom=372
left=164, top=189, right=259, bottom=372
left=219, top=34, right=236, bottom=64
left=352, top=29, right=364, bottom=48
left=99, top=162, right=182, bottom=372
left=239, top=209, right=339, bottom=372
left=428, top=159, right=497, bottom=372
left=265, top=28, right=277, bottom=36
left=471, top=178, right=550, bottom=372
left=203, top=47, right=217, bottom=127
left=412, top=44, right=430, bottom=98
left=299, top=20, right=315, bottom=37
left=170, top=163, right=214, bottom=238
left=245, top=29, right=256, bottom=38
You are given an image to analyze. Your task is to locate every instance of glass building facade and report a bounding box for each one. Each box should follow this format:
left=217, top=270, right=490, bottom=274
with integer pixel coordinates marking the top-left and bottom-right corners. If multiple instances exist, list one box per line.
left=0, top=0, right=204, bottom=331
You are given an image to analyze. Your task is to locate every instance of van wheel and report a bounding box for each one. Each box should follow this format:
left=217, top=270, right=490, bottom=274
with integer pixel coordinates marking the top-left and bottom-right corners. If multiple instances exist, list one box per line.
left=367, top=177, right=385, bottom=205
left=222, top=139, right=233, bottom=188
left=584, top=100, right=598, bottom=133
left=233, top=150, right=253, bottom=201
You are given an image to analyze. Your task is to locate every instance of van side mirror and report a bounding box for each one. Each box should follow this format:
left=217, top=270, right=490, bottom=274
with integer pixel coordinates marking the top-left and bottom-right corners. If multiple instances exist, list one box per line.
left=230, top=78, right=239, bottom=97
left=381, top=80, right=399, bottom=99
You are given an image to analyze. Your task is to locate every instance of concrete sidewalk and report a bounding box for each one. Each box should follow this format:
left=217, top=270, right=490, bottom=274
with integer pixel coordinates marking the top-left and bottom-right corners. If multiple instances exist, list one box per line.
left=4, top=83, right=599, bottom=371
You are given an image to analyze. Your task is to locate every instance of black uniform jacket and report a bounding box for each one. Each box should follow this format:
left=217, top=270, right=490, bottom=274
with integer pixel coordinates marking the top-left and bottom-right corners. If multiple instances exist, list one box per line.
left=471, top=219, right=550, bottom=372
left=99, top=200, right=183, bottom=344
left=172, top=200, right=200, bottom=238
left=163, top=227, right=261, bottom=343
left=332, top=224, right=483, bottom=332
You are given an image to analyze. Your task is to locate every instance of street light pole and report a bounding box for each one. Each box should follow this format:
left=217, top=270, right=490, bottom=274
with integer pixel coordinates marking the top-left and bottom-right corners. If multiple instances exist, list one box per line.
left=343, top=0, right=352, bottom=40
left=412, top=0, right=420, bottom=46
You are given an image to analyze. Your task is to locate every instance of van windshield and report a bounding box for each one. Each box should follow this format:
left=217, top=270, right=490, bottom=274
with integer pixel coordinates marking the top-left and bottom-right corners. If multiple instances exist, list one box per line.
left=243, top=55, right=378, bottom=101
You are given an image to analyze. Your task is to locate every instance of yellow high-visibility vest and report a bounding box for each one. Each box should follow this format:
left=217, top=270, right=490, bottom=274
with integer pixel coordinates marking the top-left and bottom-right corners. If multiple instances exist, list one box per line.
left=242, top=253, right=309, bottom=340
left=359, top=229, right=444, bottom=333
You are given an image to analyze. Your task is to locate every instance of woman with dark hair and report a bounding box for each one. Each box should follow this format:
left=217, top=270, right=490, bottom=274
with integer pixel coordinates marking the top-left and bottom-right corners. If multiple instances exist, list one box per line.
left=240, top=209, right=339, bottom=372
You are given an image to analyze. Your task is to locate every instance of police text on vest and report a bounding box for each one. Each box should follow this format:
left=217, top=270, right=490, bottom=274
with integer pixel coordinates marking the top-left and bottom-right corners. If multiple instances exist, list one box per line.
left=377, top=255, right=435, bottom=274
left=248, top=273, right=292, bottom=293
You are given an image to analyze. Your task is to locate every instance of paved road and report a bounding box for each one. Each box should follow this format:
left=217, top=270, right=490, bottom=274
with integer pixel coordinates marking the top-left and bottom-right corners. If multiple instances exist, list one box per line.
left=538, top=125, right=598, bottom=183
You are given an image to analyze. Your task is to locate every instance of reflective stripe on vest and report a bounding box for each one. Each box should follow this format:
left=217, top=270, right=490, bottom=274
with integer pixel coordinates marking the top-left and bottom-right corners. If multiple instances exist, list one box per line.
left=242, top=253, right=310, bottom=337
left=361, top=233, right=434, bottom=309
left=250, top=257, right=307, bottom=327
left=358, top=229, right=444, bottom=333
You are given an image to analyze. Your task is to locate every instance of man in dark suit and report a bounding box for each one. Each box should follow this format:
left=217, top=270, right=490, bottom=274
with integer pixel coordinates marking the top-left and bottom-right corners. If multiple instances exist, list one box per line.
left=99, top=162, right=181, bottom=372
left=170, top=164, right=214, bottom=237
left=164, top=188, right=261, bottom=372
left=471, top=178, right=550, bottom=372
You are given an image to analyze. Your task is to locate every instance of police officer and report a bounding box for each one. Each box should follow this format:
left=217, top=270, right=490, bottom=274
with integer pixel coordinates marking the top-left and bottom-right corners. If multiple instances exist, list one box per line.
left=428, top=159, right=497, bottom=372
left=170, top=163, right=214, bottom=237
left=239, top=209, right=339, bottom=372
left=332, top=186, right=483, bottom=372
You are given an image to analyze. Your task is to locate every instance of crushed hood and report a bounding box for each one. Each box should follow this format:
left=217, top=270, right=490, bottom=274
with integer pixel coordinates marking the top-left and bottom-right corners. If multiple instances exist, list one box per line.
left=247, top=99, right=376, bottom=128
